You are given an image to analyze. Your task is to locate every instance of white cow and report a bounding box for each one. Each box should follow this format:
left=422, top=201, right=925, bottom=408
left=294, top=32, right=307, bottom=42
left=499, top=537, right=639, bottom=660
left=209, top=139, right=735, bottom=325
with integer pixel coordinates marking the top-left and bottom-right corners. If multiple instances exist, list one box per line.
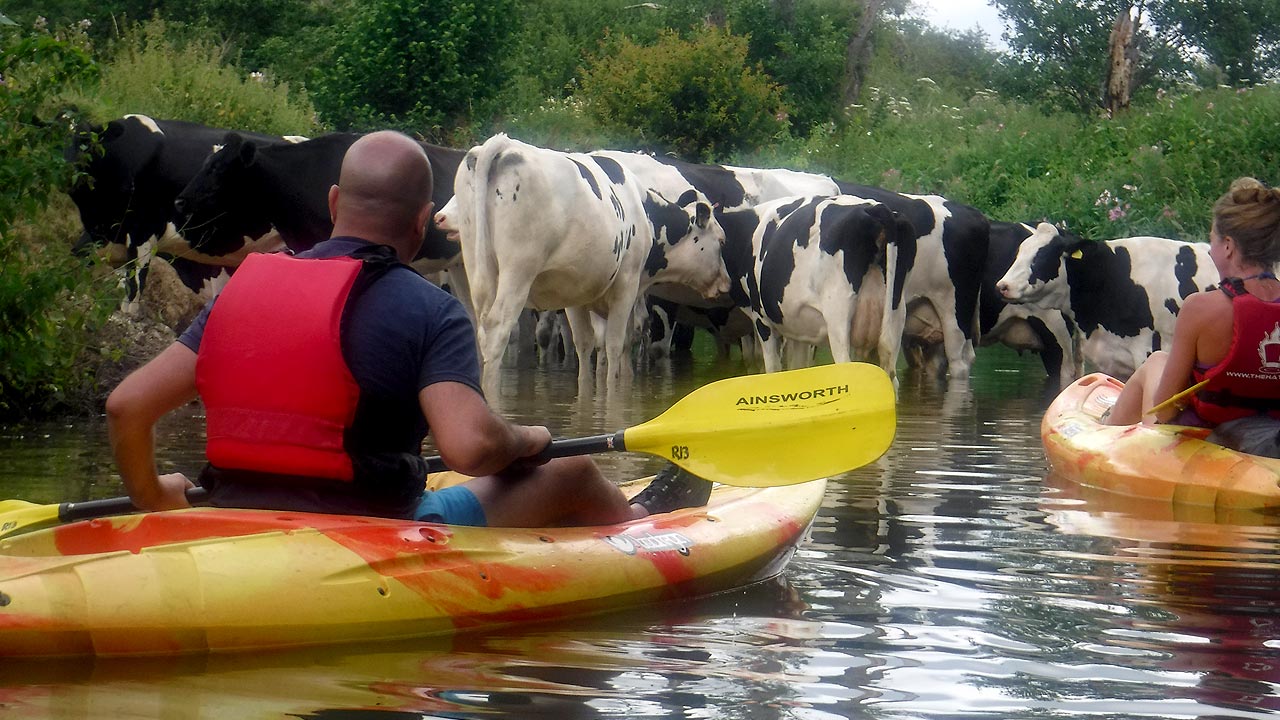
left=995, top=224, right=1219, bottom=379
left=436, top=134, right=730, bottom=391
left=722, top=195, right=912, bottom=377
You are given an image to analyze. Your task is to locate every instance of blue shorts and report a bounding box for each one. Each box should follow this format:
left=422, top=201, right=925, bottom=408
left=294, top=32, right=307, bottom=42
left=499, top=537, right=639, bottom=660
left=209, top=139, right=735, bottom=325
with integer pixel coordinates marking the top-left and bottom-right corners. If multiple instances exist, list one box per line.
left=412, top=485, right=486, bottom=526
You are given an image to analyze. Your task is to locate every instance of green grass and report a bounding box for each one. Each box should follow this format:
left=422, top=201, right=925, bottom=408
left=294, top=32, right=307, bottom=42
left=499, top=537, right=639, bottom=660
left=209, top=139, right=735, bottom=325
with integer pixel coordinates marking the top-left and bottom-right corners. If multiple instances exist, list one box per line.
left=780, top=81, right=1280, bottom=243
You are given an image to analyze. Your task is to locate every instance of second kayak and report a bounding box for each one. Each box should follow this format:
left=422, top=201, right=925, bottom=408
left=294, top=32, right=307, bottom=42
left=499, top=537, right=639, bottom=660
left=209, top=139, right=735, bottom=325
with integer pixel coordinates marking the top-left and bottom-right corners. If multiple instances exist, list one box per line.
left=1042, top=373, right=1280, bottom=511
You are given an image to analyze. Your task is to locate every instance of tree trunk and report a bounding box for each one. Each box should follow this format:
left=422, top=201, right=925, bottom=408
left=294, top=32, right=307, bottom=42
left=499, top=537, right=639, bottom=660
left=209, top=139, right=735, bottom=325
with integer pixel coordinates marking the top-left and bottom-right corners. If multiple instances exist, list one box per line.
left=1105, top=10, right=1138, bottom=116
left=842, top=0, right=883, bottom=107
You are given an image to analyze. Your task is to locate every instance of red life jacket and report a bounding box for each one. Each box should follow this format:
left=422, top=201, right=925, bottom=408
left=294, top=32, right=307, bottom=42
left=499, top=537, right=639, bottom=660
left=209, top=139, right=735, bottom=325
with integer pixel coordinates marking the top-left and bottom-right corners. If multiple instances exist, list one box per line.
left=196, top=252, right=363, bottom=482
left=1191, top=278, right=1280, bottom=425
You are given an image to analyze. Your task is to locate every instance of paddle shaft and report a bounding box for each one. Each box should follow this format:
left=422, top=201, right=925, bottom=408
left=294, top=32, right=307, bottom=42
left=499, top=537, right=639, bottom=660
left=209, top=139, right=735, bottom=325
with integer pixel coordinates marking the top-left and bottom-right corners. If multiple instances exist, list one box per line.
left=57, top=433, right=630, bottom=522
left=1145, top=379, right=1209, bottom=417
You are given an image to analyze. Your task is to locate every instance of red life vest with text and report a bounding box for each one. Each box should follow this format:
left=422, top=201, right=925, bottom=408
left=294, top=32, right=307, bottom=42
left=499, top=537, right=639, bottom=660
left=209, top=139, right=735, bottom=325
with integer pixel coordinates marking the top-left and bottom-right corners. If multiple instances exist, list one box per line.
left=1191, top=279, right=1280, bottom=425
left=196, top=252, right=362, bottom=482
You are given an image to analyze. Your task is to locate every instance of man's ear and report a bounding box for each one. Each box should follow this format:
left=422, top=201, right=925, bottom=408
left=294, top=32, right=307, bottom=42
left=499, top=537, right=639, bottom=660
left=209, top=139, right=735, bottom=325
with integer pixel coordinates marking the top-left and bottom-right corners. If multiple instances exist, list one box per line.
left=417, top=201, right=435, bottom=239
left=328, top=185, right=340, bottom=224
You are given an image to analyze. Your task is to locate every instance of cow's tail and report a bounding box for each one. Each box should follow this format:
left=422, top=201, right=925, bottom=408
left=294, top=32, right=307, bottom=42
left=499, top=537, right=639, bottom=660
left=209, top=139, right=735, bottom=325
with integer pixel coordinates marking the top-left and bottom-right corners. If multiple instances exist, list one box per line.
left=468, top=133, right=512, bottom=316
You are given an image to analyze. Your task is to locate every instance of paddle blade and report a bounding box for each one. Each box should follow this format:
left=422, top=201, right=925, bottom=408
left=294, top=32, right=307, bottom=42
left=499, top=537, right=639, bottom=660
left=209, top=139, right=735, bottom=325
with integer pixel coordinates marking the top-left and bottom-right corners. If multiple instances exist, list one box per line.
left=0, top=499, right=60, bottom=539
left=622, top=363, right=896, bottom=486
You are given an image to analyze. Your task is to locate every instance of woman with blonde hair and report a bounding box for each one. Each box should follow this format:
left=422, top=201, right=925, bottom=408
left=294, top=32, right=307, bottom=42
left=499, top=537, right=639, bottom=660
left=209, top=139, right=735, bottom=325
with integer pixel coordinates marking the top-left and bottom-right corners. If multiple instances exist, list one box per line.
left=1106, top=177, right=1280, bottom=426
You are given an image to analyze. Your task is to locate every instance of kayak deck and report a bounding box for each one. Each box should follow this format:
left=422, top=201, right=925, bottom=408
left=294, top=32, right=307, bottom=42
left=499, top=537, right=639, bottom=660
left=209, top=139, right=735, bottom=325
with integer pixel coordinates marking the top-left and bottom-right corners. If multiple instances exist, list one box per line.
left=1042, top=373, right=1280, bottom=511
left=0, top=476, right=826, bottom=658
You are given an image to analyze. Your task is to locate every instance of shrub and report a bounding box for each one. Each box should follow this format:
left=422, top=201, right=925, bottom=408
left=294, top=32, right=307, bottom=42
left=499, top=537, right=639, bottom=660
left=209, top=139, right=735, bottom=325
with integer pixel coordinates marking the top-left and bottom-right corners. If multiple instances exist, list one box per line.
left=0, top=20, right=117, bottom=418
left=578, top=26, right=789, bottom=161
left=311, top=0, right=516, bottom=137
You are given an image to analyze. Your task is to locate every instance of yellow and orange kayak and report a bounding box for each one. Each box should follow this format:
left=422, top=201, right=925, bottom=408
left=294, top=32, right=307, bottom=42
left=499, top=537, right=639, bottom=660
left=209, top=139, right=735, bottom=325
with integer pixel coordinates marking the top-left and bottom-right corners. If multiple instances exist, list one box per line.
left=0, top=474, right=826, bottom=658
left=1042, top=373, right=1280, bottom=512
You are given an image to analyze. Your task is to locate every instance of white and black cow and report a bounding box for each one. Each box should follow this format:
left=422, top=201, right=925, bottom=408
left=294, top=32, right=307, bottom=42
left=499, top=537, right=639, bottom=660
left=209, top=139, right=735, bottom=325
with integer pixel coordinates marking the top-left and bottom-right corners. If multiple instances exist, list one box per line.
left=835, top=181, right=991, bottom=382
left=978, top=221, right=1084, bottom=387
left=995, top=224, right=1219, bottom=378
left=173, top=131, right=464, bottom=273
left=436, top=134, right=730, bottom=391
left=66, top=114, right=301, bottom=305
left=593, top=151, right=852, bottom=359
left=594, top=151, right=840, bottom=214
left=719, top=195, right=915, bottom=377
left=645, top=296, right=754, bottom=361
left=593, top=150, right=990, bottom=382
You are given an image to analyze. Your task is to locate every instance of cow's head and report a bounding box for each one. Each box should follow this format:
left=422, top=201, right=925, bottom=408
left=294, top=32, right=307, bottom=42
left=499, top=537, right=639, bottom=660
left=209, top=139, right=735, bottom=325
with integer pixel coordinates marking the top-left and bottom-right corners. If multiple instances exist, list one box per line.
left=66, top=115, right=165, bottom=259
left=173, top=132, right=271, bottom=254
left=994, top=222, right=1082, bottom=306
left=643, top=191, right=731, bottom=300
left=432, top=196, right=463, bottom=244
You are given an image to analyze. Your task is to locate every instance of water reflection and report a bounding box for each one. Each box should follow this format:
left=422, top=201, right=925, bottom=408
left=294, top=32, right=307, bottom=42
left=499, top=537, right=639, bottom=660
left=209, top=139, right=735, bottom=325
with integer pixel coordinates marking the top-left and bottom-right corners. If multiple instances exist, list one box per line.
left=2, top=348, right=1279, bottom=719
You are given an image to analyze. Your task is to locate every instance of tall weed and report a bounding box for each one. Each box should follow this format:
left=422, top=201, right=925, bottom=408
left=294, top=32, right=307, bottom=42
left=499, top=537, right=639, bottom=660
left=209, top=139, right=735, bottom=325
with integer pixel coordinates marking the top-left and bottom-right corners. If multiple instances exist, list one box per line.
left=71, top=18, right=319, bottom=135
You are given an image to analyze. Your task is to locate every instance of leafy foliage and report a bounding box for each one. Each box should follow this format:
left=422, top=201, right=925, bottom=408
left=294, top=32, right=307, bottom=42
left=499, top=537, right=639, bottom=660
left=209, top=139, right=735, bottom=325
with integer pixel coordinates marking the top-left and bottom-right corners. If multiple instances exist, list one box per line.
left=0, top=20, right=114, bottom=417
left=578, top=27, right=788, bottom=160
left=1152, top=0, right=1280, bottom=86
left=808, top=80, right=1280, bottom=243
left=2, top=0, right=343, bottom=74
left=312, top=0, right=516, bottom=136
left=68, top=18, right=318, bottom=134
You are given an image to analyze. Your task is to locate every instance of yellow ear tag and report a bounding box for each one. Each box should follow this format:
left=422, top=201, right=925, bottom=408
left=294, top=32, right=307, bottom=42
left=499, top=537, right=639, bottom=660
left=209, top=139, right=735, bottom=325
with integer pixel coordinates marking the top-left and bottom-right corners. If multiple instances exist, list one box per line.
left=1069, top=249, right=1084, bottom=260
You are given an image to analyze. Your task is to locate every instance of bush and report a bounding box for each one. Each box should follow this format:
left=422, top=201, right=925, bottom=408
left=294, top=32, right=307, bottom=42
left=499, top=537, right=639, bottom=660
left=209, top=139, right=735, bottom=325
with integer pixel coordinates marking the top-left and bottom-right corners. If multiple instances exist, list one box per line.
left=578, top=26, right=789, bottom=161
left=311, top=0, right=516, bottom=137
left=0, top=20, right=117, bottom=418
left=73, top=17, right=319, bottom=135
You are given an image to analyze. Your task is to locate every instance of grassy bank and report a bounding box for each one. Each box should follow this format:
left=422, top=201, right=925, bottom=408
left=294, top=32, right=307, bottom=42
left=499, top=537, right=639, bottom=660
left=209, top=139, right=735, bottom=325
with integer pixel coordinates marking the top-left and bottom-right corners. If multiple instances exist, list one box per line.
left=787, top=81, right=1280, bottom=243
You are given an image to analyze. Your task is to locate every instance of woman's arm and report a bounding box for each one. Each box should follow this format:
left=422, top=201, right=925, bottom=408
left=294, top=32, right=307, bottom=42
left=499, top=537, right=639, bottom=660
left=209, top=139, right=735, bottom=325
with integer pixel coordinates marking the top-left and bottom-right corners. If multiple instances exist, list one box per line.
left=1149, top=292, right=1213, bottom=422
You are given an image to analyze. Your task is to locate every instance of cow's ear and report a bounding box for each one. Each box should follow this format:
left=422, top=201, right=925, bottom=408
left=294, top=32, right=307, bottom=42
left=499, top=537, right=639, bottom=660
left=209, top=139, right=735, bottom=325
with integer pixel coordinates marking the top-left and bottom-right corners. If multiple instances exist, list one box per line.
left=695, top=201, right=711, bottom=229
left=237, top=137, right=257, bottom=166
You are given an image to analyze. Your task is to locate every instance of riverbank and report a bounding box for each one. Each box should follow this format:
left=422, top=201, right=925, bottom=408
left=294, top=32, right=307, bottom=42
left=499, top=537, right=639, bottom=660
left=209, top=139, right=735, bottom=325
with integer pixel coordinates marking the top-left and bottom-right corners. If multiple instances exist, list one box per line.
left=66, top=257, right=205, bottom=416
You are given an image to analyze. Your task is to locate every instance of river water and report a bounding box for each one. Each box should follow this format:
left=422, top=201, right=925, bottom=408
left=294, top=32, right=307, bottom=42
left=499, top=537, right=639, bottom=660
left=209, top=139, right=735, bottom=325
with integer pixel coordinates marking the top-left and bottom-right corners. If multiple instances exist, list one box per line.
left=1, top=347, right=1278, bottom=719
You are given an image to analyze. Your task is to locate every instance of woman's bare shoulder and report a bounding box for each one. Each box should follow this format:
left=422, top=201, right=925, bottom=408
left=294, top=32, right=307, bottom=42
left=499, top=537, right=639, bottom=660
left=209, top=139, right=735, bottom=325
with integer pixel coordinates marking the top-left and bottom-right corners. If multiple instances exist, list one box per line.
left=1180, top=287, right=1229, bottom=316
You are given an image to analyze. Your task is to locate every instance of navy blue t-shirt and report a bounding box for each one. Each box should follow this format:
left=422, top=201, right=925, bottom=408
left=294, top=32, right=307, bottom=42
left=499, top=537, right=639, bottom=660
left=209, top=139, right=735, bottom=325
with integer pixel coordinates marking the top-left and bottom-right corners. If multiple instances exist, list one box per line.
left=179, top=237, right=481, bottom=458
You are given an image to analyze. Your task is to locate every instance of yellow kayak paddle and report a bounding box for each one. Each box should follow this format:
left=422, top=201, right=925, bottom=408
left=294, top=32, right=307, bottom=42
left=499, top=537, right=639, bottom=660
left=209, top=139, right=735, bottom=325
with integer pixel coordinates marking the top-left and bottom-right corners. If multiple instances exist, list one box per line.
left=0, top=363, right=896, bottom=539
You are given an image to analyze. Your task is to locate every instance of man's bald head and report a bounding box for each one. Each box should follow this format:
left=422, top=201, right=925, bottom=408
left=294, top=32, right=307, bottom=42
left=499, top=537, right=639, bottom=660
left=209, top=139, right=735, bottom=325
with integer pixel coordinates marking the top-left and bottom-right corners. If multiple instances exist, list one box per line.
left=328, top=130, right=434, bottom=256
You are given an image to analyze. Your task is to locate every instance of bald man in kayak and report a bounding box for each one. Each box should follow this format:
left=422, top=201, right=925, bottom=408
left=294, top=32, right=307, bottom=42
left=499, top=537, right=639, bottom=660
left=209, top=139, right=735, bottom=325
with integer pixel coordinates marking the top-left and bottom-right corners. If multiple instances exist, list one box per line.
left=107, top=130, right=709, bottom=526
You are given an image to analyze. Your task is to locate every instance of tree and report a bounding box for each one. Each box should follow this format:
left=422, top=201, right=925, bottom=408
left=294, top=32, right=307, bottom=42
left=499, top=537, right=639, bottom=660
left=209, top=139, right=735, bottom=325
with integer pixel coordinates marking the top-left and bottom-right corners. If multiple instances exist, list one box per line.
left=311, top=0, right=516, bottom=135
left=1152, top=0, right=1280, bottom=85
left=990, top=0, right=1191, bottom=113
left=992, top=0, right=1280, bottom=114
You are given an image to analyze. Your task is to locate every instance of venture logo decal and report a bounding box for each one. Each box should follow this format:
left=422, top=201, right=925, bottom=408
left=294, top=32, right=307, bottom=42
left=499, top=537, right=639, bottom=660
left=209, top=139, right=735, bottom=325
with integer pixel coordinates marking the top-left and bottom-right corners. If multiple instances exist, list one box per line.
left=604, top=532, right=694, bottom=556
left=735, top=383, right=849, bottom=408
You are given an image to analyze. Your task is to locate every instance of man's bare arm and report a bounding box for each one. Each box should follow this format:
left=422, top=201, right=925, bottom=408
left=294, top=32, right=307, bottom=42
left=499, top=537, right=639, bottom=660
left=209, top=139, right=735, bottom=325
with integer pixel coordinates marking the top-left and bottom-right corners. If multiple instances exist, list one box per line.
left=106, top=342, right=200, bottom=511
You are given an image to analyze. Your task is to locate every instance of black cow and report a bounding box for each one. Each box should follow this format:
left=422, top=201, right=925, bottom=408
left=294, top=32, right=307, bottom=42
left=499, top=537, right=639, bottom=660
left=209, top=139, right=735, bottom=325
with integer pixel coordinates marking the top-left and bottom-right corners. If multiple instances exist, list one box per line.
left=174, top=132, right=465, bottom=273
left=66, top=114, right=295, bottom=304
